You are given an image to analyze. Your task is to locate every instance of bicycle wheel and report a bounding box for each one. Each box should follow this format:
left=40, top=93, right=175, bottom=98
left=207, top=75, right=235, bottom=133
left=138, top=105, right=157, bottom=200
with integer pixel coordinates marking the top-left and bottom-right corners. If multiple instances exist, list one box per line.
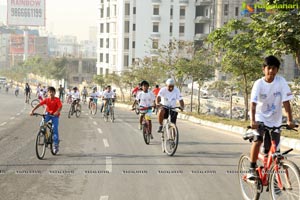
left=269, top=159, right=300, bottom=200
left=35, top=131, right=46, bottom=160
left=91, top=103, right=97, bottom=115
left=49, top=131, right=57, bottom=155
left=76, top=104, right=81, bottom=118
left=135, top=103, right=140, bottom=115
left=110, top=108, right=114, bottom=122
left=238, top=154, right=261, bottom=200
left=68, top=106, right=73, bottom=118
left=142, top=121, right=150, bottom=145
left=31, top=99, right=40, bottom=108
left=164, top=123, right=178, bottom=156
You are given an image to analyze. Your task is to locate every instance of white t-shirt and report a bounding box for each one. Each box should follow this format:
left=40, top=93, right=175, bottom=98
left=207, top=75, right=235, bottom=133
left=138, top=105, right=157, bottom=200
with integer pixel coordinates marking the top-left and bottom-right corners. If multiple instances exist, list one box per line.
left=158, top=87, right=183, bottom=107
left=90, top=91, right=100, bottom=98
left=251, top=75, right=293, bottom=127
left=102, top=90, right=115, bottom=99
left=71, top=91, right=80, bottom=99
left=136, top=91, right=155, bottom=107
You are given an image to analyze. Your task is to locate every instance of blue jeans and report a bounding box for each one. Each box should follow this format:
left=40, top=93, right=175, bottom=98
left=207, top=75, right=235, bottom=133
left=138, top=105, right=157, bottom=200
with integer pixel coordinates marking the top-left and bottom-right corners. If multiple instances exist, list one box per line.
left=45, top=114, right=59, bottom=146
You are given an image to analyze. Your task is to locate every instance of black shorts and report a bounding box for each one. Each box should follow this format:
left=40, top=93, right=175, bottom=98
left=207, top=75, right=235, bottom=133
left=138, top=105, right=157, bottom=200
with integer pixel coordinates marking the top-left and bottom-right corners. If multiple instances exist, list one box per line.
left=161, top=107, right=178, bottom=124
left=254, top=122, right=281, bottom=154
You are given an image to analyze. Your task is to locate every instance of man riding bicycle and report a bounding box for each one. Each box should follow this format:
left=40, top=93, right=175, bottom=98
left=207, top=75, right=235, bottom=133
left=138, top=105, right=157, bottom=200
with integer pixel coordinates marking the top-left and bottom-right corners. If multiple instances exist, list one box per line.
left=71, top=87, right=81, bottom=108
left=89, top=87, right=100, bottom=109
left=156, top=79, right=184, bottom=133
left=132, top=80, right=156, bottom=133
left=248, top=55, right=296, bottom=180
left=30, top=86, right=62, bottom=154
left=102, top=85, right=115, bottom=116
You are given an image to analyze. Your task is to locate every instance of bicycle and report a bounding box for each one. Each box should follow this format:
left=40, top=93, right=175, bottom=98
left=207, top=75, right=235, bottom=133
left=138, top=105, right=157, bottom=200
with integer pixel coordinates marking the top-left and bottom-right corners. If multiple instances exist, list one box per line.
left=68, top=99, right=81, bottom=118
left=32, top=113, right=57, bottom=159
left=159, top=105, right=181, bottom=156
left=89, top=97, right=97, bottom=115
left=139, top=106, right=153, bottom=145
left=132, top=101, right=140, bottom=115
left=238, top=124, right=300, bottom=200
left=103, top=98, right=115, bottom=122
left=31, top=98, right=40, bottom=108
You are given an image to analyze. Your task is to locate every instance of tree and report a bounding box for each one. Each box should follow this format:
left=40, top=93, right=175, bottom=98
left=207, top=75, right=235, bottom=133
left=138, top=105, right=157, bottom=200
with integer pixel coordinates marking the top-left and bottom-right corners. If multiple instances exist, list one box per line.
left=208, top=19, right=262, bottom=120
left=251, top=0, right=300, bottom=68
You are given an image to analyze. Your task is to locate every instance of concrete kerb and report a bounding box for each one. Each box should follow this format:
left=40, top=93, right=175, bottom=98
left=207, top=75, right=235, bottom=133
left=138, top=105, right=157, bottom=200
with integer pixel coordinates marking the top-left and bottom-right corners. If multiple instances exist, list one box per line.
left=116, top=103, right=300, bottom=152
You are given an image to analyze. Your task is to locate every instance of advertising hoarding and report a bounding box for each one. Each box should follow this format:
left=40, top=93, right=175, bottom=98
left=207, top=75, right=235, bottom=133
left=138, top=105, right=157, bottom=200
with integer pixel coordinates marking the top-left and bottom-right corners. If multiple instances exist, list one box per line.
left=10, top=34, right=35, bottom=54
left=7, top=0, right=45, bottom=26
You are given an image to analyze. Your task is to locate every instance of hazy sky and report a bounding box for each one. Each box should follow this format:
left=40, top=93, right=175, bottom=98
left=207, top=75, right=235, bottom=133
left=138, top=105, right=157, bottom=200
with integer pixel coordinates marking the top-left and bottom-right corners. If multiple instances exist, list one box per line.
left=0, top=0, right=98, bottom=40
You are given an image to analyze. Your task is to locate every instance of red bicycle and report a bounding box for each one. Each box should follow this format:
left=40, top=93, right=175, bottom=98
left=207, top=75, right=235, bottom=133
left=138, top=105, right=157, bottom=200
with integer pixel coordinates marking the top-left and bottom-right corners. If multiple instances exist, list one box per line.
left=238, top=124, right=300, bottom=200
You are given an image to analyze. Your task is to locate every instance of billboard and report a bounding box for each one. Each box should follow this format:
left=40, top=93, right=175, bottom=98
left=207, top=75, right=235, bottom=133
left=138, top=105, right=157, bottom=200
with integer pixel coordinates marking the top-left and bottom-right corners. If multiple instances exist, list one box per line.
left=10, top=34, right=35, bottom=54
left=7, top=0, right=45, bottom=26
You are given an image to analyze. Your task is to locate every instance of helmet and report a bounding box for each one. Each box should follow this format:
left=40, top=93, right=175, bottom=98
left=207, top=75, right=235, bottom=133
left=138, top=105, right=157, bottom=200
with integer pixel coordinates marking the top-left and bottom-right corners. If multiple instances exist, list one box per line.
left=165, top=78, right=175, bottom=86
left=73, top=87, right=78, bottom=90
left=140, top=80, right=149, bottom=86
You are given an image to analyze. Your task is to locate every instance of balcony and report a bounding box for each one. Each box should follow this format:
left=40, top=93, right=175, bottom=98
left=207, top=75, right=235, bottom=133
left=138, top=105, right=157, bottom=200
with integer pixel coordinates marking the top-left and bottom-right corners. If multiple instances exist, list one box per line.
left=194, top=16, right=211, bottom=23
left=196, top=0, right=212, bottom=6
left=194, top=33, right=208, bottom=40
left=152, top=0, right=161, bottom=4
left=151, top=32, right=161, bottom=38
left=179, top=0, right=189, bottom=5
left=151, top=15, right=161, bottom=22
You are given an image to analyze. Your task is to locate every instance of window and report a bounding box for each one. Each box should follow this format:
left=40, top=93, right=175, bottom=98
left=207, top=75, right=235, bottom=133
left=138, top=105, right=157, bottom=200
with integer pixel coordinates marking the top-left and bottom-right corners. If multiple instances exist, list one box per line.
left=133, top=23, right=136, bottom=31
left=132, top=41, right=135, bottom=49
left=100, top=38, right=103, bottom=48
left=125, top=21, right=130, bottom=33
left=106, top=53, right=109, bottom=63
left=170, top=7, right=173, bottom=18
left=125, top=3, right=130, bottom=15
left=153, top=23, right=159, bottom=32
left=180, top=6, right=185, bottom=18
left=170, top=23, right=173, bottom=35
left=113, top=55, right=116, bottom=65
left=100, top=8, right=104, bottom=18
left=124, top=38, right=129, bottom=50
left=133, top=7, right=136, bottom=14
left=235, top=7, right=239, bottom=16
left=224, top=4, right=229, bottom=16
left=153, top=6, right=159, bottom=15
left=107, top=6, right=110, bottom=17
left=195, top=23, right=204, bottom=34
left=152, top=39, right=158, bottom=49
left=100, top=53, right=103, bottom=62
left=179, top=24, right=185, bottom=35
left=106, top=23, right=110, bottom=33
left=105, top=69, right=109, bottom=75
left=100, top=23, right=104, bottom=33
left=124, top=55, right=129, bottom=67
left=113, top=38, right=117, bottom=49
left=106, top=38, right=109, bottom=48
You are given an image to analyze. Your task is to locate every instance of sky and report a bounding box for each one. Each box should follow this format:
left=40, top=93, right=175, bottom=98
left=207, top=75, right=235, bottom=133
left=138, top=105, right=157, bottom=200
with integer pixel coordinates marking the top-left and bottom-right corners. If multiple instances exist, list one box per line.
left=0, top=0, right=98, bottom=41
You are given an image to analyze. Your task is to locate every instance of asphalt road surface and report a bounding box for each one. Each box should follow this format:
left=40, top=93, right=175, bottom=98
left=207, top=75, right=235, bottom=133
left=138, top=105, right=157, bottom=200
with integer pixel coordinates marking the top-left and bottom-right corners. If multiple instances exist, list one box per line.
left=0, top=91, right=300, bottom=200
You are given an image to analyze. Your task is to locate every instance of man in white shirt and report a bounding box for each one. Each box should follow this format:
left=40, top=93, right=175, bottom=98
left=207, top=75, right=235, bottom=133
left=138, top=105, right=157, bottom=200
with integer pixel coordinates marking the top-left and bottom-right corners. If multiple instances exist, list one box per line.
left=156, top=78, right=184, bottom=133
left=102, top=85, right=115, bottom=115
left=89, top=87, right=100, bottom=109
left=71, top=87, right=81, bottom=107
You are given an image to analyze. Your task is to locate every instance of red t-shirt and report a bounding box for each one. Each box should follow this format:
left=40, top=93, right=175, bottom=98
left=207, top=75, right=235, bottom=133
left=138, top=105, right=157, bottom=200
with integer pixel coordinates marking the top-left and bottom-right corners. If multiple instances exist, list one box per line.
left=152, top=88, right=160, bottom=96
left=40, top=97, right=62, bottom=116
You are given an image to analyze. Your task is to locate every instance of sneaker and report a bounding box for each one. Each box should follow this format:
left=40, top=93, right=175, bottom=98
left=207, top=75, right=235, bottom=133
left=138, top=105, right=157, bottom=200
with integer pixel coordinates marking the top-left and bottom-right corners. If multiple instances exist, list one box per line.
left=139, top=124, right=142, bottom=130
left=247, top=168, right=257, bottom=180
left=53, top=145, right=59, bottom=154
left=157, top=125, right=163, bottom=133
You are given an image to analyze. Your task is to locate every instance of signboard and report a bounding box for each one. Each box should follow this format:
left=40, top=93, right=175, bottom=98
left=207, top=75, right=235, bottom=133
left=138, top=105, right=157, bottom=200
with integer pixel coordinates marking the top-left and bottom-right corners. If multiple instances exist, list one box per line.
left=10, top=34, right=35, bottom=54
left=7, top=0, right=45, bottom=26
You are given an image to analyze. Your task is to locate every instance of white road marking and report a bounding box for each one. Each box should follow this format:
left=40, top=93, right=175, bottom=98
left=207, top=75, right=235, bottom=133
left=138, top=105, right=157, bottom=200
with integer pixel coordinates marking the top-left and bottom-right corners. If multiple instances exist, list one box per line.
left=10, top=117, right=15, bottom=120
left=93, top=121, right=98, bottom=126
left=99, top=195, right=109, bottom=200
left=97, top=128, right=103, bottom=134
left=0, top=122, right=7, bottom=127
left=103, top=139, right=109, bottom=147
left=106, top=157, right=112, bottom=173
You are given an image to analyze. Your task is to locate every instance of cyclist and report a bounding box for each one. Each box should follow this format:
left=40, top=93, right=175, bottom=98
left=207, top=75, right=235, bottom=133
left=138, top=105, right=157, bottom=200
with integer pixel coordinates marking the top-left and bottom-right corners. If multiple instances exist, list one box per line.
left=247, top=55, right=295, bottom=180
left=102, top=85, right=115, bottom=116
left=88, top=87, right=100, bottom=109
left=152, top=84, right=160, bottom=112
left=156, top=78, right=184, bottom=133
left=66, top=88, right=72, bottom=104
left=132, top=80, right=155, bottom=133
left=71, top=87, right=81, bottom=108
left=24, top=83, right=31, bottom=103
left=132, top=83, right=141, bottom=98
left=15, top=84, right=20, bottom=96
left=82, top=86, right=88, bottom=103
left=30, top=86, right=62, bottom=154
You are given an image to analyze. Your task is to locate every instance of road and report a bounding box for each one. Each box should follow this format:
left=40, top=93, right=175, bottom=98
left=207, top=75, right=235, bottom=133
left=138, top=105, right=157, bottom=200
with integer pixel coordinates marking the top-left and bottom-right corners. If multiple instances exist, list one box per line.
left=0, top=91, right=300, bottom=200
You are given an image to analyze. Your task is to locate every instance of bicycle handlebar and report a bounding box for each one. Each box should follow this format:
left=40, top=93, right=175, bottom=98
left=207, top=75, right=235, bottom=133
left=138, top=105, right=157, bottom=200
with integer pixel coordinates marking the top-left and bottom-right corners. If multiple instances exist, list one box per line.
left=32, top=113, right=56, bottom=118
left=160, top=105, right=183, bottom=112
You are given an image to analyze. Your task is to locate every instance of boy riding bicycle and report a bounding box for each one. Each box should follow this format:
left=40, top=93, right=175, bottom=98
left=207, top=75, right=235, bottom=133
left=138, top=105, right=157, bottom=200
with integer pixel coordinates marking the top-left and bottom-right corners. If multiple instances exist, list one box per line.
left=132, top=80, right=156, bottom=135
left=248, top=55, right=296, bottom=180
left=30, top=86, right=62, bottom=154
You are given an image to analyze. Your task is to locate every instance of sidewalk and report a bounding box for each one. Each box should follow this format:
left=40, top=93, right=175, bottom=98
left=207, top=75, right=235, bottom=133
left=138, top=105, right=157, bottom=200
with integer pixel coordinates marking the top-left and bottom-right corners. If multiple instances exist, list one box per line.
left=116, top=103, right=300, bottom=152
